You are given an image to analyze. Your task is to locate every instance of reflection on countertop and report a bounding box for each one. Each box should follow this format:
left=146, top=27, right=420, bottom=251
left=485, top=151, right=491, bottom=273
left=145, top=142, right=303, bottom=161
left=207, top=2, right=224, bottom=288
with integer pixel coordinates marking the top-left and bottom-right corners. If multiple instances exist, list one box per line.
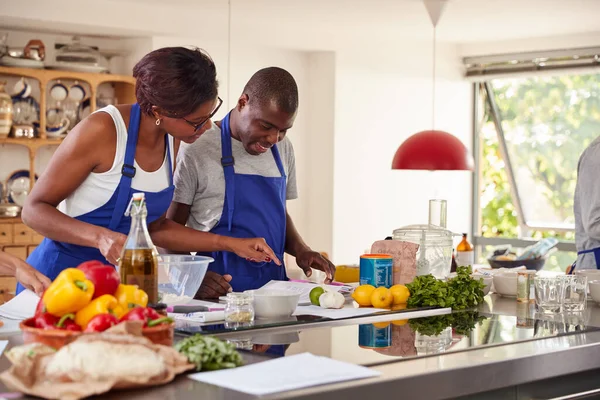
left=218, top=294, right=598, bottom=366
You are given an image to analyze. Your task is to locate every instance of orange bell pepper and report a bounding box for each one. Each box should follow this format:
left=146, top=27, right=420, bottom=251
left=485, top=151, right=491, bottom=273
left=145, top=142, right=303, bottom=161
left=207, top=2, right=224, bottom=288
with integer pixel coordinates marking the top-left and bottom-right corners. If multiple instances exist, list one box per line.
left=74, top=294, right=125, bottom=329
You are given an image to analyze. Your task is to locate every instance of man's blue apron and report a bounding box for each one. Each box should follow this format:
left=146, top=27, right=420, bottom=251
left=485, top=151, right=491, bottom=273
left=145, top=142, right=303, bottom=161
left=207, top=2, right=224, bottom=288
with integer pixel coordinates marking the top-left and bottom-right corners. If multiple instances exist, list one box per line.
left=201, top=112, right=287, bottom=292
left=569, top=247, right=600, bottom=274
left=17, top=104, right=175, bottom=293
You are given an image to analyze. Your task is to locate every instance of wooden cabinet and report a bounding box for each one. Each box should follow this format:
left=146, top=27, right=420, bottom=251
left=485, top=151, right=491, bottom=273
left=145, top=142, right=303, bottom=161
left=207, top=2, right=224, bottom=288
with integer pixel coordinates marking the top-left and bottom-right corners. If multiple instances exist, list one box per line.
left=0, top=224, right=12, bottom=245
left=0, top=218, right=40, bottom=261
left=3, top=245, right=27, bottom=260
left=0, top=276, right=17, bottom=304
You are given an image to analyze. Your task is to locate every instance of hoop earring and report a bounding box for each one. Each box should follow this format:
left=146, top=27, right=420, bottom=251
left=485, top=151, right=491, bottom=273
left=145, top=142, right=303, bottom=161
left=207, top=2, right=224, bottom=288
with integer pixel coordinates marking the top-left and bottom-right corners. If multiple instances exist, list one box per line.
left=155, top=118, right=161, bottom=126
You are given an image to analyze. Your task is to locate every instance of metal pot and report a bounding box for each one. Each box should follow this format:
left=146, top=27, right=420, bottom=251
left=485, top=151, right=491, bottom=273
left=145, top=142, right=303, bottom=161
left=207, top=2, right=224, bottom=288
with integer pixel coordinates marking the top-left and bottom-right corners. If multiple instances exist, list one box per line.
left=0, top=182, right=21, bottom=218
left=0, top=203, right=20, bottom=218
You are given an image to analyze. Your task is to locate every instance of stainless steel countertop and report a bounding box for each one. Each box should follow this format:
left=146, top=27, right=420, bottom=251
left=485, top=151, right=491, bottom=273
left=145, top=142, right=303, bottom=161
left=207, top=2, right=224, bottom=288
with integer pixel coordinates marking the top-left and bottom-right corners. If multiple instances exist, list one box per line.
left=3, top=295, right=600, bottom=399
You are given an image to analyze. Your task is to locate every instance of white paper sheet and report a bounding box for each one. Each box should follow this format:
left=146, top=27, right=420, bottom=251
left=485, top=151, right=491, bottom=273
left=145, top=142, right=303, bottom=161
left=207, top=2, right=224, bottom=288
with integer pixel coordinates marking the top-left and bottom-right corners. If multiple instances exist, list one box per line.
left=0, top=319, right=22, bottom=334
left=293, top=305, right=390, bottom=319
left=0, top=290, right=38, bottom=320
left=188, top=352, right=380, bottom=395
left=0, top=340, right=8, bottom=356
left=259, top=280, right=353, bottom=305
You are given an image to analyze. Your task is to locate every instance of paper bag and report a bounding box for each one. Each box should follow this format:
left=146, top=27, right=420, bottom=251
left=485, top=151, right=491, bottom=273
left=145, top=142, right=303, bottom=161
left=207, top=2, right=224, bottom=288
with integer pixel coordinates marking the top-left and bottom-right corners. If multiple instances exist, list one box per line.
left=0, top=321, right=194, bottom=400
left=370, top=240, right=419, bottom=285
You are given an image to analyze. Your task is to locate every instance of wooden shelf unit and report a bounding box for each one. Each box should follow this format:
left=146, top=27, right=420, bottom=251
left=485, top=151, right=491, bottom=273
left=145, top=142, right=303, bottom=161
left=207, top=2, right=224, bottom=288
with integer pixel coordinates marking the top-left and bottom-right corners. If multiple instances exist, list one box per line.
left=0, top=66, right=136, bottom=271
left=0, top=65, right=136, bottom=190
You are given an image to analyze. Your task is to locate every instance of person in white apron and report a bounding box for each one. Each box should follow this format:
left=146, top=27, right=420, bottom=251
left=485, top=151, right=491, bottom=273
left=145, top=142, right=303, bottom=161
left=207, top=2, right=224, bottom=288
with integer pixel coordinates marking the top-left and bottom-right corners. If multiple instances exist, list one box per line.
left=18, top=47, right=280, bottom=294
left=573, top=136, right=600, bottom=272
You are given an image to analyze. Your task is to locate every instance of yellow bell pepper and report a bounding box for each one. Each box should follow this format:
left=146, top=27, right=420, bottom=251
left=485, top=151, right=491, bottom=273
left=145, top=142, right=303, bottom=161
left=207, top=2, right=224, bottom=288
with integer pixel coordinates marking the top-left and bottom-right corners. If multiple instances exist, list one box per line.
left=114, top=284, right=148, bottom=311
left=75, top=294, right=125, bottom=328
left=43, top=268, right=95, bottom=317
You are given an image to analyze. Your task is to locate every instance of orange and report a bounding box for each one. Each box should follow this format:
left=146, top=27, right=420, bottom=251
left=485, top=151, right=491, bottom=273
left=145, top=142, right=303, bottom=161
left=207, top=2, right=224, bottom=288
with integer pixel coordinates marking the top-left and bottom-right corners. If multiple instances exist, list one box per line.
left=372, top=321, right=390, bottom=329
left=390, top=284, right=410, bottom=305
left=371, top=287, right=393, bottom=309
left=351, top=285, right=376, bottom=307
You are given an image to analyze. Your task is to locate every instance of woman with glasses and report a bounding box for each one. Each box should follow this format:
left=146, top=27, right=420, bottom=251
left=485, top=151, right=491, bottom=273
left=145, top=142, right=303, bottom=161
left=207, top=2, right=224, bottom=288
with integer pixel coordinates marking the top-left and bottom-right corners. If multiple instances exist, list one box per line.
left=17, top=47, right=280, bottom=291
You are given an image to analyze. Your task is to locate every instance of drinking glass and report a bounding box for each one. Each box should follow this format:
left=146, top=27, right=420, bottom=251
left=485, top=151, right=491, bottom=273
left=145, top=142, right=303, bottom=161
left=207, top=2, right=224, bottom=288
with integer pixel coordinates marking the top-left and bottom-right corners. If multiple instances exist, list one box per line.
left=562, top=275, right=587, bottom=312
left=534, top=276, right=565, bottom=314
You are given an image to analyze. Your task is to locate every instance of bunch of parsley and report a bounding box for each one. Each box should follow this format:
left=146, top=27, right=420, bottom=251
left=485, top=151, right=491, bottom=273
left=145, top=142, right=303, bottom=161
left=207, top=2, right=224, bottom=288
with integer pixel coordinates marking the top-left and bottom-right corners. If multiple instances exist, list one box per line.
left=406, top=266, right=485, bottom=310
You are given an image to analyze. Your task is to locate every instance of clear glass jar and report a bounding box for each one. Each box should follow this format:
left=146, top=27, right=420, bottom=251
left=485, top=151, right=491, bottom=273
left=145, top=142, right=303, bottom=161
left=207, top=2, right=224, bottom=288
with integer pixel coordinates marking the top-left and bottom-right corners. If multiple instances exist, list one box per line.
left=224, top=292, right=255, bottom=328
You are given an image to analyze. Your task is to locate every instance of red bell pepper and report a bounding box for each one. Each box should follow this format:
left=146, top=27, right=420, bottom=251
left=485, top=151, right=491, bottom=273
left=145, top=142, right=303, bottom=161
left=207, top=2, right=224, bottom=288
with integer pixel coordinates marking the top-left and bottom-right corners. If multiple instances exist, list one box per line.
left=34, top=313, right=81, bottom=331
left=34, top=312, right=59, bottom=330
left=120, top=307, right=173, bottom=327
left=77, top=260, right=120, bottom=299
left=58, top=314, right=82, bottom=332
left=35, top=291, right=46, bottom=315
left=84, top=313, right=119, bottom=332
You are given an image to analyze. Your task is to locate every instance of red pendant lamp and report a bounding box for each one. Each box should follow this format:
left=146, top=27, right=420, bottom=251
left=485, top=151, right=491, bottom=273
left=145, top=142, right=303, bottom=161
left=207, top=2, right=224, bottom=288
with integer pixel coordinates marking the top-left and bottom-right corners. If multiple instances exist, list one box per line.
left=391, top=0, right=474, bottom=172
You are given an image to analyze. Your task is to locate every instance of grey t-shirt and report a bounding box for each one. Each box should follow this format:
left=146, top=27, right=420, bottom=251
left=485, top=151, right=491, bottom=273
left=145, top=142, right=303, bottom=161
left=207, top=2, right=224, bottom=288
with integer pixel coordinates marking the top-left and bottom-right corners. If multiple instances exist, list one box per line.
left=173, top=124, right=298, bottom=232
left=575, top=135, right=600, bottom=269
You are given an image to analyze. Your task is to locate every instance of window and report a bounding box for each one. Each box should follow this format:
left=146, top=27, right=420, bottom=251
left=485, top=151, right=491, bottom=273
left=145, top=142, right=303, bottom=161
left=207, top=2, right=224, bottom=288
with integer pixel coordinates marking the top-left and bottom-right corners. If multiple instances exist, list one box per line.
left=474, top=73, right=600, bottom=271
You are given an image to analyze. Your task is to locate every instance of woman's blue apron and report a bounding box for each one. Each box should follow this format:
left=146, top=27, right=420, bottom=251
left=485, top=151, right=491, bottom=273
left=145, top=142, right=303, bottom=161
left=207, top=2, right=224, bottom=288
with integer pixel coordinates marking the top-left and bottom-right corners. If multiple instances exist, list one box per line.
left=17, top=104, right=175, bottom=293
left=200, top=112, right=287, bottom=292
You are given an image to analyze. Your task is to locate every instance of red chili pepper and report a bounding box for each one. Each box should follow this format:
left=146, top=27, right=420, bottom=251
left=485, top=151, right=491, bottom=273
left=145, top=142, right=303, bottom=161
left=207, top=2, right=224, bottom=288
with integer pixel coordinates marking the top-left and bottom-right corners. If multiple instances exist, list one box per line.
left=120, top=307, right=172, bottom=327
left=77, top=261, right=121, bottom=299
left=84, top=313, right=119, bottom=333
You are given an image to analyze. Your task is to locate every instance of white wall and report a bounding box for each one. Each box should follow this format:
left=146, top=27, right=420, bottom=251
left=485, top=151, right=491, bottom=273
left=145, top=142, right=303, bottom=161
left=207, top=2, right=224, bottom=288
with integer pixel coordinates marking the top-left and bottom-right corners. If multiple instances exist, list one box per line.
left=332, top=43, right=473, bottom=264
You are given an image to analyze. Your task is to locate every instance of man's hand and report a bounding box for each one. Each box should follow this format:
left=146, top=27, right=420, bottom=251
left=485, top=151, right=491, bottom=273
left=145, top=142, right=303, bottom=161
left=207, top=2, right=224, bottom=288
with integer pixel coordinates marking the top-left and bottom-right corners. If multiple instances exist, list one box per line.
left=295, top=251, right=336, bottom=284
left=195, top=271, right=233, bottom=299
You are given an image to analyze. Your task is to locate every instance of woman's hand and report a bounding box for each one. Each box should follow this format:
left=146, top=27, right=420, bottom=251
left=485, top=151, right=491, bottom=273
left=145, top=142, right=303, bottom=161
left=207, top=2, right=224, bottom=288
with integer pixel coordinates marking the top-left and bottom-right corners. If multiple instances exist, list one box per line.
left=224, top=237, right=282, bottom=265
left=97, top=230, right=127, bottom=266
left=15, top=260, right=51, bottom=296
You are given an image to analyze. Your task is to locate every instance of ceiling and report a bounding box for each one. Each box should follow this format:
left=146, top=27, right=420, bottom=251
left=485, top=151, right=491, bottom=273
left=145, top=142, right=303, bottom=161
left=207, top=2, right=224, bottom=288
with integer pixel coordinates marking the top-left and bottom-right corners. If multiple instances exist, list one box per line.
left=3, top=0, right=600, bottom=51
left=125, top=0, right=600, bottom=46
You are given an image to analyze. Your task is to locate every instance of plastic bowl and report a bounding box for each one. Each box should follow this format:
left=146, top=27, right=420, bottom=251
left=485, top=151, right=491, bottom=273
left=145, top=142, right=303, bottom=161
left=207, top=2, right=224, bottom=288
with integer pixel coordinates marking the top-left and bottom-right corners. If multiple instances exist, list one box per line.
left=20, top=318, right=175, bottom=349
left=488, top=257, right=546, bottom=271
left=244, top=290, right=300, bottom=319
left=157, top=254, right=213, bottom=305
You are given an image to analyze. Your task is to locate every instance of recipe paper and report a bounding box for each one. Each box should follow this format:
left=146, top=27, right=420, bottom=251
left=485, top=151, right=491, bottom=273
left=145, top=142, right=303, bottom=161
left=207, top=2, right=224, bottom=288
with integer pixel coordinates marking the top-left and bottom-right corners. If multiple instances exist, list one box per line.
left=0, top=290, right=38, bottom=320
left=188, top=352, right=380, bottom=395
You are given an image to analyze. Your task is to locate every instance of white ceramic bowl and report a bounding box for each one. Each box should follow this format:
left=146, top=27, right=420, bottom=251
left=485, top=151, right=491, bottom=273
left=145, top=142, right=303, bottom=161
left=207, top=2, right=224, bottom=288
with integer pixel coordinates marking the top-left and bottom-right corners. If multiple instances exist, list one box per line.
left=473, top=274, right=493, bottom=296
left=245, top=290, right=300, bottom=319
left=575, top=270, right=600, bottom=282
left=588, top=280, right=600, bottom=304
left=493, top=273, right=518, bottom=297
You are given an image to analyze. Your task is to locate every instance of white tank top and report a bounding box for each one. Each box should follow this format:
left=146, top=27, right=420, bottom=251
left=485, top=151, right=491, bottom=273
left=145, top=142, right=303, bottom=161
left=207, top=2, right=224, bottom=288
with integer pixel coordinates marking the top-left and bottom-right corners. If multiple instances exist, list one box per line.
left=58, top=105, right=173, bottom=218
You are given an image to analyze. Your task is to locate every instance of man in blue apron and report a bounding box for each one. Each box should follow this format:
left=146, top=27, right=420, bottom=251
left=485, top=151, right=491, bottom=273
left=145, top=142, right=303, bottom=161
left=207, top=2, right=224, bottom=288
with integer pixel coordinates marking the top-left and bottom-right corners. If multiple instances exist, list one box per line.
left=168, top=67, right=335, bottom=296
left=573, top=136, right=600, bottom=272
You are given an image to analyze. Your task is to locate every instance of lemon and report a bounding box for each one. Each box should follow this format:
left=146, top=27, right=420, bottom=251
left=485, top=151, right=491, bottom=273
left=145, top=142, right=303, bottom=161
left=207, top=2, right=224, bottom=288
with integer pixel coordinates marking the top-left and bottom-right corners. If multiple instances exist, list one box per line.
left=371, top=287, right=393, bottom=309
left=390, top=284, right=410, bottom=305
left=352, top=285, right=376, bottom=307
left=392, top=319, right=408, bottom=326
left=309, top=286, right=326, bottom=306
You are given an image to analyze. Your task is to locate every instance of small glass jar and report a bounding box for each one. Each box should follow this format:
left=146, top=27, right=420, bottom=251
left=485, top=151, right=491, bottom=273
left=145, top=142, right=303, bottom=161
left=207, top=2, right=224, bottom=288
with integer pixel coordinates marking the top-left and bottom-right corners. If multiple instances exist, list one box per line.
left=224, top=292, right=255, bottom=327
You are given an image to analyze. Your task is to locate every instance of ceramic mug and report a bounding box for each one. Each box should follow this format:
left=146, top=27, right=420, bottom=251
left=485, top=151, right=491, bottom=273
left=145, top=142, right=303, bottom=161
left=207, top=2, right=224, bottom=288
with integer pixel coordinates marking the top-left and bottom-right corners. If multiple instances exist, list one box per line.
left=33, top=116, right=70, bottom=138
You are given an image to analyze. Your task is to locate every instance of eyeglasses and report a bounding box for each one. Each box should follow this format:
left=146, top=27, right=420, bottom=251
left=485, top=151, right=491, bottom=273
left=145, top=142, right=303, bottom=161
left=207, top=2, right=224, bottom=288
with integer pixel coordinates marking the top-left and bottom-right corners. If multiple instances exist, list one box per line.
left=181, top=96, right=223, bottom=132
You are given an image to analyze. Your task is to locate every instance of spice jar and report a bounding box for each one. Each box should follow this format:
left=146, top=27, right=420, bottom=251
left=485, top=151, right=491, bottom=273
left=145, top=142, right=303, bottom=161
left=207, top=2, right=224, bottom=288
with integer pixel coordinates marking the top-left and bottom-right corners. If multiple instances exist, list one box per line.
left=224, top=292, right=255, bottom=327
left=517, top=270, right=536, bottom=303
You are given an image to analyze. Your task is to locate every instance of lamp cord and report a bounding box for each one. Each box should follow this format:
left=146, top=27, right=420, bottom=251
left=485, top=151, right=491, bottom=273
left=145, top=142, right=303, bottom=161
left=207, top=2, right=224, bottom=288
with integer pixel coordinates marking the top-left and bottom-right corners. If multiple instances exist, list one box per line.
left=432, top=25, right=436, bottom=131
